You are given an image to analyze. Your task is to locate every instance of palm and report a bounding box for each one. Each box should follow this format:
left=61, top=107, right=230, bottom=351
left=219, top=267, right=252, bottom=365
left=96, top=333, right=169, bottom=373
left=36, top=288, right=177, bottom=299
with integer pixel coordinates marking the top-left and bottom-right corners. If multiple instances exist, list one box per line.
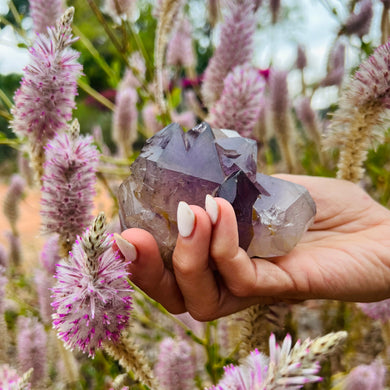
left=271, top=175, right=390, bottom=302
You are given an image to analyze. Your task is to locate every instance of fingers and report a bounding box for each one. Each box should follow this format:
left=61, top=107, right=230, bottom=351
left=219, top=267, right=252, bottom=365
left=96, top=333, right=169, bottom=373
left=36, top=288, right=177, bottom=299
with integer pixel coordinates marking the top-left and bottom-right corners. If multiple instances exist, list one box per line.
left=173, top=199, right=283, bottom=320
left=118, top=228, right=186, bottom=314
left=173, top=203, right=223, bottom=320
left=208, top=197, right=296, bottom=298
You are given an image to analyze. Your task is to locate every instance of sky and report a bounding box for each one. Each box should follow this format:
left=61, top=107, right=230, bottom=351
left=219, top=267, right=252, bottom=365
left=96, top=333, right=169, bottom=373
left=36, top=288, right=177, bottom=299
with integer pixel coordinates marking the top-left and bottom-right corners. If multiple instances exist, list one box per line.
left=0, top=0, right=384, bottom=108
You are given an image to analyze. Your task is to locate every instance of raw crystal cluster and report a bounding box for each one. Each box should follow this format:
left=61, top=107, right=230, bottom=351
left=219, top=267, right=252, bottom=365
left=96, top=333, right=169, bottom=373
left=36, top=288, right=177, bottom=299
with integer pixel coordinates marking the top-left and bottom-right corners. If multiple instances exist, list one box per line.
left=118, top=122, right=315, bottom=264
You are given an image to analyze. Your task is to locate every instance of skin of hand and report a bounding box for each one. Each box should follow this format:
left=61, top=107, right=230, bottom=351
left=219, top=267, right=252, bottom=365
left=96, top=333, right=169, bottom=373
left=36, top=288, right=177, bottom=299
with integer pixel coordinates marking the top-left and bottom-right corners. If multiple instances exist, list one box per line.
left=120, top=174, right=390, bottom=321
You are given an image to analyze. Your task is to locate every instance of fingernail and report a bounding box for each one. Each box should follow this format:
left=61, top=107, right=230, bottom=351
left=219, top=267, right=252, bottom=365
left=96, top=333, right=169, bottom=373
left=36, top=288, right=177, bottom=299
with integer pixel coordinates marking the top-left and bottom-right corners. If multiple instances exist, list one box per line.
left=177, top=201, right=195, bottom=237
left=205, top=194, right=219, bottom=224
left=114, top=233, right=137, bottom=262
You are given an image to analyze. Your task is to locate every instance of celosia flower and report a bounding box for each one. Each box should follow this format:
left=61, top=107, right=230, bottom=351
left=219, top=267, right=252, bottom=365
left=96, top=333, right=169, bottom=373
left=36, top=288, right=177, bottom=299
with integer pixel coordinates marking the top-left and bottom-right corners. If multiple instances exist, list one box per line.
left=321, top=42, right=345, bottom=87
left=5, top=231, right=21, bottom=266
left=270, top=0, right=281, bottom=24
left=343, top=359, right=386, bottom=390
left=51, top=214, right=133, bottom=357
left=3, top=174, right=25, bottom=234
left=171, top=110, right=196, bottom=130
left=35, top=269, right=54, bottom=324
left=295, top=97, right=322, bottom=147
left=357, top=299, right=390, bottom=322
left=11, top=8, right=82, bottom=143
left=343, top=0, right=373, bottom=37
left=154, top=338, right=196, bottom=390
left=268, top=69, right=296, bottom=172
left=142, top=103, right=163, bottom=136
left=166, top=17, right=195, bottom=68
left=201, top=0, right=256, bottom=107
left=120, top=52, right=146, bottom=89
left=40, top=235, right=60, bottom=275
left=0, top=244, right=7, bottom=268
left=104, top=0, right=136, bottom=20
left=29, top=0, right=64, bottom=34
left=113, top=87, right=138, bottom=158
left=209, top=349, right=268, bottom=390
left=0, top=364, right=31, bottom=390
left=17, top=317, right=47, bottom=387
left=0, top=266, right=7, bottom=315
left=40, top=120, right=99, bottom=253
left=296, top=45, right=307, bottom=70
left=208, top=64, right=265, bottom=138
left=208, top=332, right=347, bottom=390
left=325, top=40, right=390, bottom=182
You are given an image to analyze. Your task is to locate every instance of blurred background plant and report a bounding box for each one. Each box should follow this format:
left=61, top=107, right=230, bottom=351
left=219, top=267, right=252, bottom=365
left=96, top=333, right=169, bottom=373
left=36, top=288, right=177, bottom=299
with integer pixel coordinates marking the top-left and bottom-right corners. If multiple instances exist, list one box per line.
left=0, top=0, right=390, bottom=388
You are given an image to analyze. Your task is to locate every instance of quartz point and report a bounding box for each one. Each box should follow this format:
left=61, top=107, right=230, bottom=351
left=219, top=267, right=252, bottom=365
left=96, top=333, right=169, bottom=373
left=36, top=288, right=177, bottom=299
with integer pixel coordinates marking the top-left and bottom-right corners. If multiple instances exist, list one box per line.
left=118, top=122, right=316, bottom=265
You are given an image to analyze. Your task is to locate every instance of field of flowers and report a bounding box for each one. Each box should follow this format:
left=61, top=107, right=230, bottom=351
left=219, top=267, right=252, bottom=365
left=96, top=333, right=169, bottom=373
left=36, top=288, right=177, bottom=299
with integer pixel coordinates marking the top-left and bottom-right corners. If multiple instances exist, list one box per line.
left=1, top=0, right=390, bottom=388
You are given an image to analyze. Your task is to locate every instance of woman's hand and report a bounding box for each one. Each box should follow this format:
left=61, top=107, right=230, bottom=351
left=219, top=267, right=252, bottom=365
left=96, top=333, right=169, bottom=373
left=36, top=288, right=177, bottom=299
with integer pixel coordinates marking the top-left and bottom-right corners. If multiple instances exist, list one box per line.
left=118, top=175, right=390, bottom=321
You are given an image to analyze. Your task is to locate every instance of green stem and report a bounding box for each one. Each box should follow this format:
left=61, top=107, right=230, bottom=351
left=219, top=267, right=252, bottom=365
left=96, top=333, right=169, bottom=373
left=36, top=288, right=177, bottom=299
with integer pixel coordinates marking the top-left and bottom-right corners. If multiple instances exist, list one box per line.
left=0, top=88, right=13, bottom=109
left=73, top=25, right=119, bottom=85
left=86, top=0, right=130, bottom=66
left=8, top=0, right=22, bottom=26
left=128, top=279, right=206, bottom=346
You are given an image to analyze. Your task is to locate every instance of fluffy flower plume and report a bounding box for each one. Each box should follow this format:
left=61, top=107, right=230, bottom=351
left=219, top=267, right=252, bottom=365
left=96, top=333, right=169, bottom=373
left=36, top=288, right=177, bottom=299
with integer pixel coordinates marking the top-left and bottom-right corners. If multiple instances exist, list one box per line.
left=104, top=0, right=136, bottom=20
left=154, top=337, right=196, bottom=390
left=29, top=0, right=64, bottom=34
left=17, top=317, right=47, bottom=387
left=142, top=103, right=163, bottom=136
left=343, top=0, right=373, bottom=38
left=0, top=365, right=32, bottom=390
left=269, top=69, right=296, bottom=173
left=357, top=298, right=390, bottom=322
left=0, top=244, right=7, bottom=268
left=40, top=120, right=99, bottom=255
left=269, top=0, right=281, bottom=24
left=12, top=8, right=81, bottom=143
left=325, top=40, right=390, bottom=182
left=51, top=213, right=133, bottom=357
left=11, top=7, right=82, bottom=179
left=35, top=269, right=54, bottom=324
left=201, top=0, right=256, bottom=107
left=3, top=174, right=25, bottom=235
left=0, top=266, right=7, bottom=315
left=295, top=97, right=323, bottom=150
left=171, top=110, right=196, bottom=130
left=208, top=332, right=347, bottom=389
left=343, top=359, right=386, bottom=390
left=113, top=87, right=138, bottom=158
left=208, top=64, right=265, bottom=138
left=166, top=17, right=195, bottom=68
left=296, top=45, right=307, bottom=70
left=40, top=235, right=61, bottom=275
left=321, top=42, right=345, bottom=87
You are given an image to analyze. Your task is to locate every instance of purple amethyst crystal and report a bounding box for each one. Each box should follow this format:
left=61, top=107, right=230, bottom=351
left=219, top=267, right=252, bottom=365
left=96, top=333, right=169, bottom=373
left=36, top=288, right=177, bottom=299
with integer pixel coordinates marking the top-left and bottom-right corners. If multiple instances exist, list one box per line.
left=118, top=122, right=315, bottom=264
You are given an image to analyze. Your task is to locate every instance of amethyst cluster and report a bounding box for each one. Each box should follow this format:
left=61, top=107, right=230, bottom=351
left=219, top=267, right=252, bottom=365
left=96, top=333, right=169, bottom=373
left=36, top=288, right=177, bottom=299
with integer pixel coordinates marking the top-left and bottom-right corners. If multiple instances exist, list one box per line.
left=118, top=122, right=315, bottom=264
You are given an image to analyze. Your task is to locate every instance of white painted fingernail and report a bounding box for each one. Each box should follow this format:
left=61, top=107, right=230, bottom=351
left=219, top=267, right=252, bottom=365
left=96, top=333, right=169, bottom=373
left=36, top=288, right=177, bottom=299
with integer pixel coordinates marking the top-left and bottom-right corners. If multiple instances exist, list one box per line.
left=114, top=233, right=137, bottom=262
left=205, top=194, right=219, bottom=224
left=177, top=201, right=195, bottom=238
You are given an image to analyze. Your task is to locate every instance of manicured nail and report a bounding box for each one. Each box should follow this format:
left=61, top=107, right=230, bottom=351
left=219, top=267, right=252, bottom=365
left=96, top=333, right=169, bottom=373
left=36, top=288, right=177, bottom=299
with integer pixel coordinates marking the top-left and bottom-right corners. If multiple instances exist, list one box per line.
left=205, top=194, right=219, bottom=224
left=177, top=201, right=195, bottom=237
left=114, top=233, right=137, bottom=262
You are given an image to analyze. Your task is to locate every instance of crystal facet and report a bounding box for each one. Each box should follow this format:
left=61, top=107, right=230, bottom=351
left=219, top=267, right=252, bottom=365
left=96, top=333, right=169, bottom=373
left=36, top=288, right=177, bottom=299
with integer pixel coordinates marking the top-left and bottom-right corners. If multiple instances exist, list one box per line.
left=118, top=122, right=316, bottom=265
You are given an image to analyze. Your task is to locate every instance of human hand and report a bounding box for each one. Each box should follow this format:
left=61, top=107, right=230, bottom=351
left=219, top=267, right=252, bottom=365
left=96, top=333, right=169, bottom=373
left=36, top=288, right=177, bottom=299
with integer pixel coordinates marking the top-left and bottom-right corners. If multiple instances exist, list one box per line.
left=116, top=175, right=390, bottom=321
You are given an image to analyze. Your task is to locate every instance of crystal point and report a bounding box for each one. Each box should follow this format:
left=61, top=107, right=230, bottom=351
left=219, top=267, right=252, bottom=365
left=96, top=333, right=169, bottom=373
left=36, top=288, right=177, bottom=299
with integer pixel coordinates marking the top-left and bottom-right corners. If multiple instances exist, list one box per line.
left=118, top=123, right=316, bottom=265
